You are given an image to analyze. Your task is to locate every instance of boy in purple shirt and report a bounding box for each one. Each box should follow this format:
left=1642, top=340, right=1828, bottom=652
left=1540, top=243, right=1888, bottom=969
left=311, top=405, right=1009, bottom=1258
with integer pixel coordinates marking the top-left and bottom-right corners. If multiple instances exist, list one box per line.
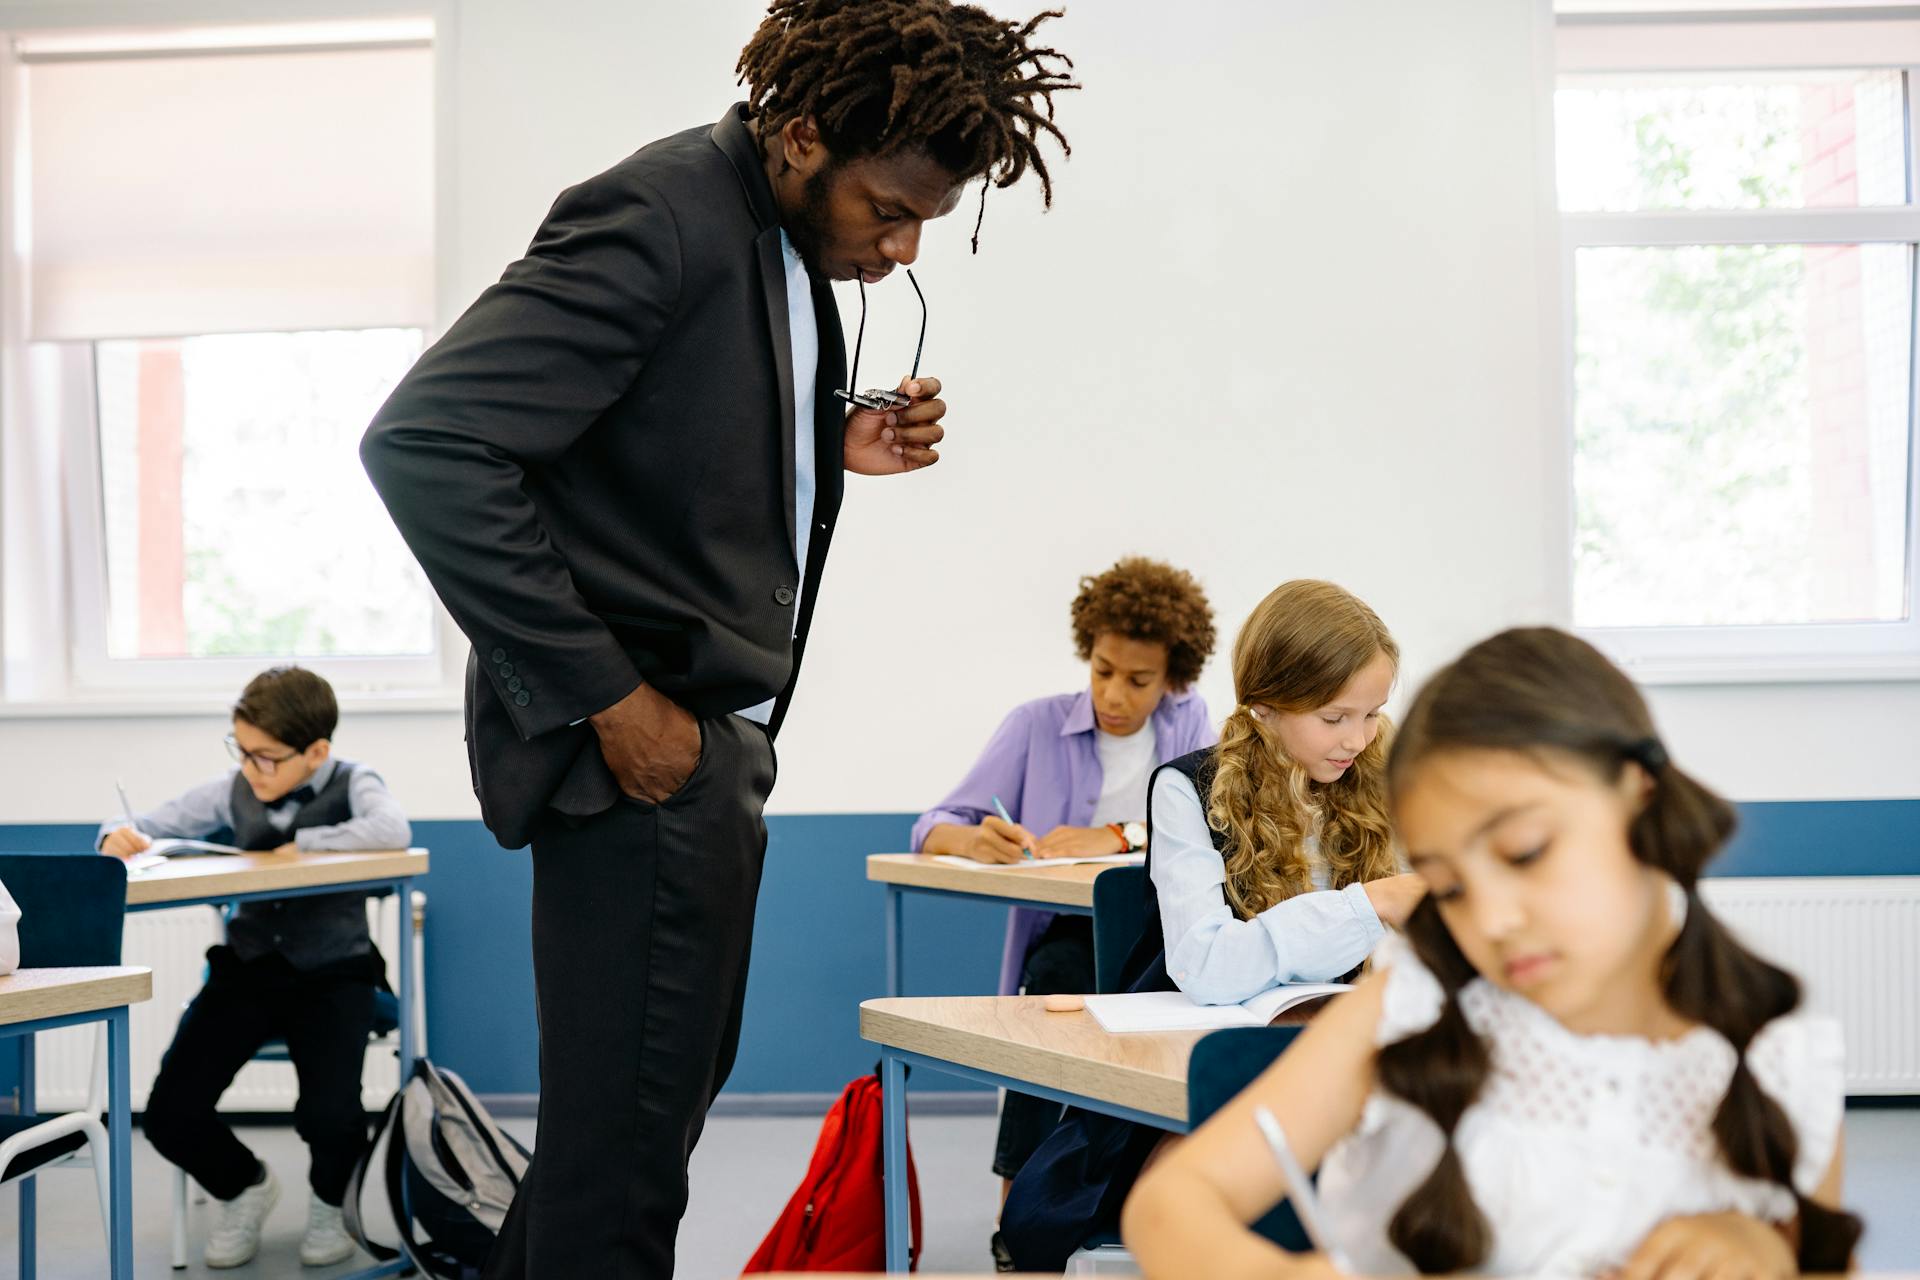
left=911, top=557, right=1217, bottom=1265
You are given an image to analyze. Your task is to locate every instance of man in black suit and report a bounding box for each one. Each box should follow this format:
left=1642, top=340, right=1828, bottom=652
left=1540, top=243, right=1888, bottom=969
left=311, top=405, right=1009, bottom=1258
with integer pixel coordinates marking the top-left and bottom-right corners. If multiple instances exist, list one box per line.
left=361, top=2, right=1075, bottom=1274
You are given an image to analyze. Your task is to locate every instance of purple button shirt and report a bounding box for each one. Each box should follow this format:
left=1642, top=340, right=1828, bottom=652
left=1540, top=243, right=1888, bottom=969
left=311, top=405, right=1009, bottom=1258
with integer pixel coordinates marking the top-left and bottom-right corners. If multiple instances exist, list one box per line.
left=910, top=687, right=1218, bottom=993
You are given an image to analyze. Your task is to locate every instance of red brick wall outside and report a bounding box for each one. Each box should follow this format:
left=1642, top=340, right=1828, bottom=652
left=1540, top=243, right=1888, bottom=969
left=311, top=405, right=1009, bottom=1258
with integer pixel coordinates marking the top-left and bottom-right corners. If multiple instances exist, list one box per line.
left=1798, top=82, right=1877, bottom=622
left=134, top=341, right=186, bottom=656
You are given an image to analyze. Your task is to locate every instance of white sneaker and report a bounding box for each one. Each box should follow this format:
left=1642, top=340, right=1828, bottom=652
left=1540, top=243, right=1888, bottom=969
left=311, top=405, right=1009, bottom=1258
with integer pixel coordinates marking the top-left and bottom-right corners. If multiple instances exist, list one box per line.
left=204, top=1164, right=279, bottom=1269
left=300, top=1191, right=357, bottom=1266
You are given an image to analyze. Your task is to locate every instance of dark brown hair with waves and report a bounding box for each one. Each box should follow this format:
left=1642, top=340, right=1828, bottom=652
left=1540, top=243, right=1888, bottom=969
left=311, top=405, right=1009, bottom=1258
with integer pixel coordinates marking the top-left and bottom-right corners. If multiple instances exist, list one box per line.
left=1376, top=627, right=1862, bottom=1273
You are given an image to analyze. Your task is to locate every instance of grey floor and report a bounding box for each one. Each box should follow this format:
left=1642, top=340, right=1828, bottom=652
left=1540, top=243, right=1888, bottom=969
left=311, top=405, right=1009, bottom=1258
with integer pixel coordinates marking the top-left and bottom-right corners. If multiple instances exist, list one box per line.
left=2, top=1107, right=1916, bottom=1278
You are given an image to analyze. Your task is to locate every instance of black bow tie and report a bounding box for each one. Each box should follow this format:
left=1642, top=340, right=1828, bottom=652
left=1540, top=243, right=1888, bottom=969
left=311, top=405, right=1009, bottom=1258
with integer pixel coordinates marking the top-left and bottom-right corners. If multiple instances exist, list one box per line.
left=265, top=785, right=317, bottom=812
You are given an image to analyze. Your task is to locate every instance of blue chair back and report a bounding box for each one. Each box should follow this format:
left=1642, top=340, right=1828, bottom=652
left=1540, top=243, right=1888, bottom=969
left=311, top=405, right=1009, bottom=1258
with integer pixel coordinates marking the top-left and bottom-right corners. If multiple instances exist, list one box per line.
left=0, top=854, right=127, bottom=968
left=1091, top=865, right=1146, bottom=994
left=1188, top=1027, right=1313, bottom=1251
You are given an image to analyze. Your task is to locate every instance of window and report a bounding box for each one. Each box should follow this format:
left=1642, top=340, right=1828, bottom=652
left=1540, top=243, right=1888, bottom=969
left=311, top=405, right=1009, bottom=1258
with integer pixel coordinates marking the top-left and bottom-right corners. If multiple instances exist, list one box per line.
left=2, top=20, right=446, bottom=702
left=1557, top=18, right=1920, bottom=680
left=87, top=330, right=433, bottom=662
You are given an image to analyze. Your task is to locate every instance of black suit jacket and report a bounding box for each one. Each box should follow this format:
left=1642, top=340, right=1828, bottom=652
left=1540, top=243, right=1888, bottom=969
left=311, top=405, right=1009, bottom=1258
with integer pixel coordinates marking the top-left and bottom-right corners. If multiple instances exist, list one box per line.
left=362, top=105, right=847, bottom=848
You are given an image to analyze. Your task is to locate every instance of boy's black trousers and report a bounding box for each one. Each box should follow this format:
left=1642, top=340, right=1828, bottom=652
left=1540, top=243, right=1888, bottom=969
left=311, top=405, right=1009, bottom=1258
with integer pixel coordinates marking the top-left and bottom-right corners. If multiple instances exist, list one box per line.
left=143, top=945, right=377, bottom=1204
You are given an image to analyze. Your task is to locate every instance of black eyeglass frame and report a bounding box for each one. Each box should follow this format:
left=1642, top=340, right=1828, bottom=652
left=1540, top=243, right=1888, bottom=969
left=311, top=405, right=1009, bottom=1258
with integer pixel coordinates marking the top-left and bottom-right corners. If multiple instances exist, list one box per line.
left=833, top=269, right=925, bottom=413
left=224, top=733, right=300, bottom=776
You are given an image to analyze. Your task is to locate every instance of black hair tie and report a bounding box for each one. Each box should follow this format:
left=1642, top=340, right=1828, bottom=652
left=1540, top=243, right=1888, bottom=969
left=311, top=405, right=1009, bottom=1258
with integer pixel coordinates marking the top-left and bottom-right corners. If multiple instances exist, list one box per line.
left=1626, top=737, right=1669, bottom=774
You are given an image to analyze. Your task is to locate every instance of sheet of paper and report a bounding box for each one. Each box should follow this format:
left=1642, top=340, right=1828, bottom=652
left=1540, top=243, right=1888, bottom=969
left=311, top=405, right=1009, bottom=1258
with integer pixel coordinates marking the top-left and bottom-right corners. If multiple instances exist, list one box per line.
left=926, top=851, right=1146, bottom=871
left=1083, top=991, right=1264, bottom=1033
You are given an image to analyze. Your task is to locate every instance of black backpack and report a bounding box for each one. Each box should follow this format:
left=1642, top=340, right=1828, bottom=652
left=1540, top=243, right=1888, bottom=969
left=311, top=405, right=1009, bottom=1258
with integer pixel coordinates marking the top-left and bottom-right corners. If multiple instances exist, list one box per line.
left=343, top=1057, right=531, bottom=1279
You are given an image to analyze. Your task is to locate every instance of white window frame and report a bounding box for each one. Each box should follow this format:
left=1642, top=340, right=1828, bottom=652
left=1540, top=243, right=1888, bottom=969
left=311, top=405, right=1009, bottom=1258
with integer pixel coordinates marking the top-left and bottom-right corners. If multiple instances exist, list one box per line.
left=1558, top=13, right=1920, bottom=683
left=59, top=338, right=457, bottom=701
left=0, top=3, right=463, bottom=713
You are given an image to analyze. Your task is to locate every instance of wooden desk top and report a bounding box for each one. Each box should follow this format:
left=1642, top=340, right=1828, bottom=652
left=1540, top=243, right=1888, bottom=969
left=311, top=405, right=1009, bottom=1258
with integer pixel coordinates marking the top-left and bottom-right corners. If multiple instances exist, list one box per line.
left=0, top=967, right=152, bottom=1027
left=861, top=995, right=1201, bottom=1125
left=125, top=847, right=429, bottom=907
left=866, top=853, right=1125, bottom=910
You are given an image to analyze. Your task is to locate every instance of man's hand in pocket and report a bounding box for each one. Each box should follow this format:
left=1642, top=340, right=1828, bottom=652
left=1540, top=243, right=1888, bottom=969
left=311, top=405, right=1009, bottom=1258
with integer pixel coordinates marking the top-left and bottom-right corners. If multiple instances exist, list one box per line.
left=588, top=684, right=702, bottom=803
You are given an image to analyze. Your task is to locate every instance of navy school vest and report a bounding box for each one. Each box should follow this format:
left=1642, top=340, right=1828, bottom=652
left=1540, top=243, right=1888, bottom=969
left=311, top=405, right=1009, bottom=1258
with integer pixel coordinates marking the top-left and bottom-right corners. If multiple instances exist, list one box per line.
left=224, top=762, right=374, bottom=971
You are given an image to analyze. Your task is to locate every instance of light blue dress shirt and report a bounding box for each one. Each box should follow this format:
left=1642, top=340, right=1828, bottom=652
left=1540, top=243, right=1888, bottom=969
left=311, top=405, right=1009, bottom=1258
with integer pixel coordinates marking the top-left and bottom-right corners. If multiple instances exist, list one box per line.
left=1150, top=767, right=1385, bottom=1005
left=97, top=757, right=412, bottom=853
left=741, top=228, right=819, bottom=726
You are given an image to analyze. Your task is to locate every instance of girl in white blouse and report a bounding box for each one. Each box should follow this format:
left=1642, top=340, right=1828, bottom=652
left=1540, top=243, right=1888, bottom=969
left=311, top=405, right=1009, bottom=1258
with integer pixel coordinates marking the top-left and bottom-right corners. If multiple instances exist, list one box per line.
left=1152, top=578, right=1428, bottom=1005
left=1123, top=627, right=1861, bottom=1278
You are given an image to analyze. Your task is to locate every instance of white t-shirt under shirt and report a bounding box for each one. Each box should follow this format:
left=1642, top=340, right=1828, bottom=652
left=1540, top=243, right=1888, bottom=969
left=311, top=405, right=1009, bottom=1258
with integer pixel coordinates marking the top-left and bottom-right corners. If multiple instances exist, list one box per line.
left=1091, top=721, right=1158, bottom=830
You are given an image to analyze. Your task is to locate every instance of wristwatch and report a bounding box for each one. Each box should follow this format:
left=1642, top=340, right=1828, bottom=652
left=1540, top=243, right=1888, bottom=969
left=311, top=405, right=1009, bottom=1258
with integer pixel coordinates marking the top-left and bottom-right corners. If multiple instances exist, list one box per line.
left=1107, top=821, right=1148, bottom=853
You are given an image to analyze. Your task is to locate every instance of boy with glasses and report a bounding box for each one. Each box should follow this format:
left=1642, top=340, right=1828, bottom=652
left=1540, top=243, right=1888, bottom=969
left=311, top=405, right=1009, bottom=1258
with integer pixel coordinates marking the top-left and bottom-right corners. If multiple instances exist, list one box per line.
left=98, top=665, right=410, bottom=1269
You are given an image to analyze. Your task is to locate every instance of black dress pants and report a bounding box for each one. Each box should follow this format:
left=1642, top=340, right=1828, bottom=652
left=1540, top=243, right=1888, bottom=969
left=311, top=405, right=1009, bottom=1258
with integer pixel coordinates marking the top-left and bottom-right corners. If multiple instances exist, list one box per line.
left=142, top=946, right=377, bottom=1204
left=992, top=915, right=1096, bottom=1179
left=482, top=714, right=777, bottom=1280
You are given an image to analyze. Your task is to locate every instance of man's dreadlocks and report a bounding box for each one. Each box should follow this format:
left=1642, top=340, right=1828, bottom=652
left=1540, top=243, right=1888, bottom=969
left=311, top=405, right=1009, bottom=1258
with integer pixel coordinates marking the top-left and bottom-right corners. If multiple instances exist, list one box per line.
left=736, top=0, right=1078, bottom=249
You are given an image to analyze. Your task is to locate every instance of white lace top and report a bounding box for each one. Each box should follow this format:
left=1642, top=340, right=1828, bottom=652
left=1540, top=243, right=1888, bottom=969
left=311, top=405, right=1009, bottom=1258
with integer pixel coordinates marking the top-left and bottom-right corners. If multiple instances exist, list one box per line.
left=1316, top=934, right=1845, bottom=1277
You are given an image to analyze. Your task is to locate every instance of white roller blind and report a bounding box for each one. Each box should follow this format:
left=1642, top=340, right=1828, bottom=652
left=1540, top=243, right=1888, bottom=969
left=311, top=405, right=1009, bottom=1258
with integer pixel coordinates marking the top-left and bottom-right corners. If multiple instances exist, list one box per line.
left=28, top=44, right=433, bottom=341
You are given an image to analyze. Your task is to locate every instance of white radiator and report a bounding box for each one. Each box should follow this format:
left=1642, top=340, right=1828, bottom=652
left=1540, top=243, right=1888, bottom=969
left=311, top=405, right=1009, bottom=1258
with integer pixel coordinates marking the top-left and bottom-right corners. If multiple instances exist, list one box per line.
left=30, top=891, right=426, bottom=1113
left=1698, top=877, right=1920, bottom=1095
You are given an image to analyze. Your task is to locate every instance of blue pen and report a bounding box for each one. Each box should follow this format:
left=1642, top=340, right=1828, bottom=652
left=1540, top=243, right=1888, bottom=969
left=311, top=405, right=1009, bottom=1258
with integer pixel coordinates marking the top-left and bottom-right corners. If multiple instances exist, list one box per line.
left=990, top=794, right=1033, bottom=860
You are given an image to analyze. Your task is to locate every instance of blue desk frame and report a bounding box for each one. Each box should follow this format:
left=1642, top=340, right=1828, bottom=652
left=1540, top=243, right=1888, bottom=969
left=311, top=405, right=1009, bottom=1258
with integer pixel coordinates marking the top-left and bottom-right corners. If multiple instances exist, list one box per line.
left=874, top=1046, right=1187, bottom=1273
left=131, top=874, right=420, bottom=1280
left=10, top=1002, right=136, bottom=1280
left=883, top=883, right=1092, bottom=997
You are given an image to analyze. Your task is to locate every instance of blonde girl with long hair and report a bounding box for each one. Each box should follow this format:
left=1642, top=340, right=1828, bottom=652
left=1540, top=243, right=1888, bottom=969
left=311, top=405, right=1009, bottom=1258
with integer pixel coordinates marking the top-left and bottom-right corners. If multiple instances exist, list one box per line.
left=1153, top=578, right=1425, bottom=1003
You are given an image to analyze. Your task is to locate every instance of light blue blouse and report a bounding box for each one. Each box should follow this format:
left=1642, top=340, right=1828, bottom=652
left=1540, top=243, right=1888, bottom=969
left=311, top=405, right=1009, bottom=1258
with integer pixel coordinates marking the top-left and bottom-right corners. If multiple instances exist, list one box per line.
left=1150, top=768, right=1385, bottom=1005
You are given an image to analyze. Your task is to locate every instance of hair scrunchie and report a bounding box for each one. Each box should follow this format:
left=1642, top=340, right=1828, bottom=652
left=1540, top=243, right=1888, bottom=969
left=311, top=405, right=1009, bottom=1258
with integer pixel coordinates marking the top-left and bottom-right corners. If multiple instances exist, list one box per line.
left=1624, top=736, right=1669, bottom=774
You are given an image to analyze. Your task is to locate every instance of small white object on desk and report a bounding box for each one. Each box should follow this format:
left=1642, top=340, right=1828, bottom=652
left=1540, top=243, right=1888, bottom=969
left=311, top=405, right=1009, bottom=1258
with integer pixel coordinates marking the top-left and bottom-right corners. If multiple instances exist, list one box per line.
left=1083, top=983, right=1349, bottom=1033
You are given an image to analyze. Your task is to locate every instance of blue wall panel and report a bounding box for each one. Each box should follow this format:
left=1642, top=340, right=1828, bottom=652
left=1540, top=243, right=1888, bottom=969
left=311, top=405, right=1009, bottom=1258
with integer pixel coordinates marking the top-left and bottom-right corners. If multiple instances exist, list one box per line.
left=0, top=798, right=1912, bottom=1100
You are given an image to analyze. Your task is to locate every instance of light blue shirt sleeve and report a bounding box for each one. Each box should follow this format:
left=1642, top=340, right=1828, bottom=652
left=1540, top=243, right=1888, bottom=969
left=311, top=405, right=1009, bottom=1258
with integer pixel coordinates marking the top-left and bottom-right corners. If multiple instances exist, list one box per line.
left=98, top=762, right=411, bottom=852
left=295, top=767, right=413, bottom=852
left=96, top=774, right=236, bottom=849
left=1151, top=768, right=1385, bottom=1005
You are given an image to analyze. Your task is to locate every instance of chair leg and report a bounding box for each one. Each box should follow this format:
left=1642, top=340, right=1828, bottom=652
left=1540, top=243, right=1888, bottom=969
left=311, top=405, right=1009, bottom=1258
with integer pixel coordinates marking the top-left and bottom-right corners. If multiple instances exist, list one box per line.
left=19, top=1174, right=34, bottom=1280
left=79, top=1118, right=112, bottom=1257
left=171, top=1165, right=189, bottom=1269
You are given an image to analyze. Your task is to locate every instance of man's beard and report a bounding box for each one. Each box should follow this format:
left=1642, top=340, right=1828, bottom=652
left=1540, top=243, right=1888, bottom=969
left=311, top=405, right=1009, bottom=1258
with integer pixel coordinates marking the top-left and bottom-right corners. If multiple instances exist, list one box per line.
left=782, top=166, right=835, bottom=279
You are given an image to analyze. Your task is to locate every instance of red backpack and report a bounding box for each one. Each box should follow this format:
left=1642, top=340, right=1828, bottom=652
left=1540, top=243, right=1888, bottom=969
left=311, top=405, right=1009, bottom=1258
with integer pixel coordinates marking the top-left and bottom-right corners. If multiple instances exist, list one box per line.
left=742, top=1073, right=922, bottom=1272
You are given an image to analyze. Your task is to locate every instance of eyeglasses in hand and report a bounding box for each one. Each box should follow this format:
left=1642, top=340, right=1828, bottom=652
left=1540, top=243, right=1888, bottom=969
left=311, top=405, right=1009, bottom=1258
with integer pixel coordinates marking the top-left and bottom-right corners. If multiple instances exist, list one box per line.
left=834, top=269, right=925, bottom=413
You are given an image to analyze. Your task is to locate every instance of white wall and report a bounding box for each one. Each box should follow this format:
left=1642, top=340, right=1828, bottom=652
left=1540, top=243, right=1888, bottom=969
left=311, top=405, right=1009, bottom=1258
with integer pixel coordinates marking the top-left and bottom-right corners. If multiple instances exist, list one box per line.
left=1, top=0, right=1914, bottom=826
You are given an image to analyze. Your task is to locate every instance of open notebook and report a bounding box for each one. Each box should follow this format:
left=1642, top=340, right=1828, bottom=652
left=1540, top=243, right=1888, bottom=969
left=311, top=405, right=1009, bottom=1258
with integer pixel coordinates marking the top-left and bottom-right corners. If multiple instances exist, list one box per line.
left=927, top=851, right=1145, bottom=870
left=126, top=839, right=244, bottom=872
left=1084, top=983, right=1351, bottom=1033
left=143, top=838, right=243, bottom=857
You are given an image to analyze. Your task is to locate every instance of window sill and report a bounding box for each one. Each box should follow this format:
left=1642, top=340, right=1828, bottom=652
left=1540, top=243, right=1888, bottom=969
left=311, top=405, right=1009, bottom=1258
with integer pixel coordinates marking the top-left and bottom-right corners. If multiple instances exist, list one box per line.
left=1606, top=653, right=1920, bottom=686
left=0, top=690, right=464, bottom=720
